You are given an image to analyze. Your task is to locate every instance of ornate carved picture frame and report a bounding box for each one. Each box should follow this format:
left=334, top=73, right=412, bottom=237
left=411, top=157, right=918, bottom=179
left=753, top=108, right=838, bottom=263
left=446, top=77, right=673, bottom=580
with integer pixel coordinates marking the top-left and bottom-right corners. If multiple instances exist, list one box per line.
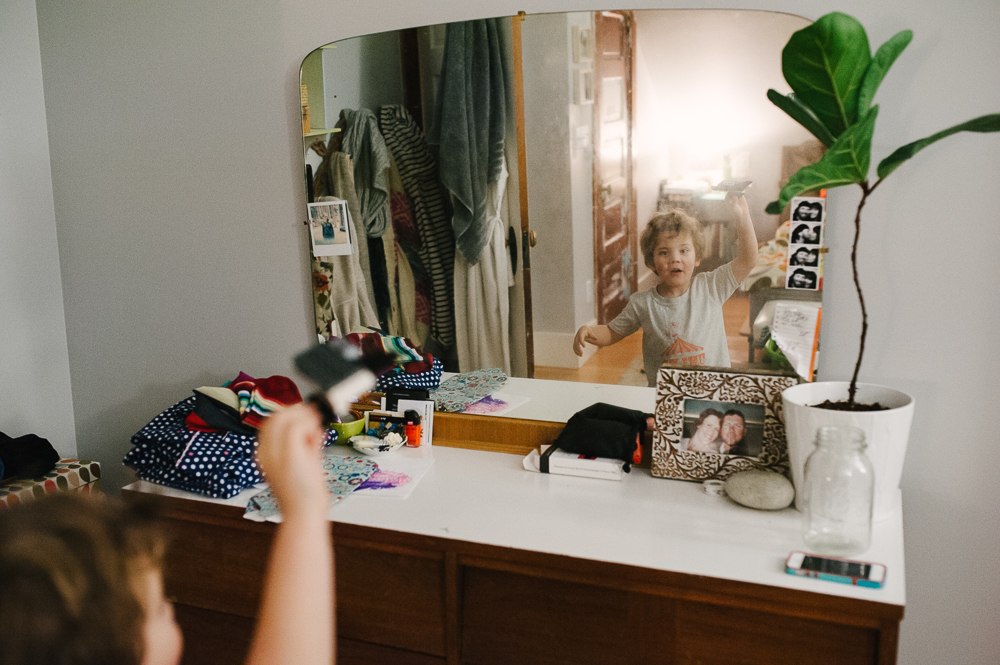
left=652, top=368, right=799, bottom=482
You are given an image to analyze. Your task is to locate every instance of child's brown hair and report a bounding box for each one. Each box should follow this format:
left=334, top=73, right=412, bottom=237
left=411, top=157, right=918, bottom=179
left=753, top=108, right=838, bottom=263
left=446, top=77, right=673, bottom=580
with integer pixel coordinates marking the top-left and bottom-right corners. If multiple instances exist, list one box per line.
left=640, top=209, right=705, bottom=269
left=0, top=493, right=165, bottom=665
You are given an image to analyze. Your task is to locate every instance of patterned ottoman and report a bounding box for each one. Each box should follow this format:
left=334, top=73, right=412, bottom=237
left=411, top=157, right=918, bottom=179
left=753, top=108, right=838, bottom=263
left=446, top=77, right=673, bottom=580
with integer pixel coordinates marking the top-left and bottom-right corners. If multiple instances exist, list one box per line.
left=0, top=459, right=101, bottom=509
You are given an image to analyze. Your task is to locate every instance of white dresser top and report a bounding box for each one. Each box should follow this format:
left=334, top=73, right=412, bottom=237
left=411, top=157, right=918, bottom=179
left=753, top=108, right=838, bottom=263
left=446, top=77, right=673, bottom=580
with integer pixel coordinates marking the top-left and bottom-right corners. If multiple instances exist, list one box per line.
left=441, top=374, right=657, bottom=422
left=126, top=442, right=905, bottom=607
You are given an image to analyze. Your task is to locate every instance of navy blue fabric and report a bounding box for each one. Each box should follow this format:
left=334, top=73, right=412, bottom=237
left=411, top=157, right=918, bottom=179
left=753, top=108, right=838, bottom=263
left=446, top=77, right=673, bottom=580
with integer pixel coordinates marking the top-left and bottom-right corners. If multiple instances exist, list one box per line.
left=376, top=356, right=443, bottom=391
left=124, top=397, right=338, bottom=499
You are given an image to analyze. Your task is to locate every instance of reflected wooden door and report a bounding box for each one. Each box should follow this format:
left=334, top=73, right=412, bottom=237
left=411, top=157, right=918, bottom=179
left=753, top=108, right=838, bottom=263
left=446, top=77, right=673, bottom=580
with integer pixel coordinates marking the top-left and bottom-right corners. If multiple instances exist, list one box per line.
left=592, top=11, right=637, bottom=324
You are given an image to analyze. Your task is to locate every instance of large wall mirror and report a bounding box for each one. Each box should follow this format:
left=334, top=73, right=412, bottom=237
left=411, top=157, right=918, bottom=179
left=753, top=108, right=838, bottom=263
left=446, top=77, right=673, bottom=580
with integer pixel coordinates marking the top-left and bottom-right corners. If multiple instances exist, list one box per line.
left=300, top=8, right=825, bottom=396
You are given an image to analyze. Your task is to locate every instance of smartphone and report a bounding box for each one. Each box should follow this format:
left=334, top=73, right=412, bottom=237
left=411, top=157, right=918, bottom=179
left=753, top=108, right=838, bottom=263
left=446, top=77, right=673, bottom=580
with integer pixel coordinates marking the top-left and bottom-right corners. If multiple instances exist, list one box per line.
left=785, top=551, right=886, bottom=588
left=712, top=179, right=753, bottom=193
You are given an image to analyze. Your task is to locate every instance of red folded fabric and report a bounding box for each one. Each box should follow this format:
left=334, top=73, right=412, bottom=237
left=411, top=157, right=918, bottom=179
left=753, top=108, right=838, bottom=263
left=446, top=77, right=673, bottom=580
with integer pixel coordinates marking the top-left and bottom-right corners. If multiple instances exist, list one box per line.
left=183, top=373, right=302, bottom=433
left=184, top=412, right=217, bottom=432
left=343, top=333, right=431, bottom=374
left=231, top=375, right=302, bottom=430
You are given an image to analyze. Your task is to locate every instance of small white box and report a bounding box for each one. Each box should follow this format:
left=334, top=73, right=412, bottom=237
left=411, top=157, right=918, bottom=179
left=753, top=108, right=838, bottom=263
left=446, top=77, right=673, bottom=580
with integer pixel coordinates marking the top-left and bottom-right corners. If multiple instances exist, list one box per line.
left=522, top=445, right=624, bottom=481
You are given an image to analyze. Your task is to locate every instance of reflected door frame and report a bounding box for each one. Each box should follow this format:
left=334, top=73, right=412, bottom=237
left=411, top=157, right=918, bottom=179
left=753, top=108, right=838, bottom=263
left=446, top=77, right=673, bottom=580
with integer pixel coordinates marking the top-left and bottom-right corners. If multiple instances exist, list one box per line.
left=511, top=13, right=534, bottom=377
left=592, top=10, right=638, bottom=325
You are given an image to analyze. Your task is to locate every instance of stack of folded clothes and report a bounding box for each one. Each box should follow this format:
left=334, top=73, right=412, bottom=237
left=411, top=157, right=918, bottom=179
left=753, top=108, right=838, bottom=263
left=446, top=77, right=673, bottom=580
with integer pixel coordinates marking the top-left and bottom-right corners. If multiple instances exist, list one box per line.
left=124, top=373, right=336, bottom=499
left=342, top=332, right=443, bottom=391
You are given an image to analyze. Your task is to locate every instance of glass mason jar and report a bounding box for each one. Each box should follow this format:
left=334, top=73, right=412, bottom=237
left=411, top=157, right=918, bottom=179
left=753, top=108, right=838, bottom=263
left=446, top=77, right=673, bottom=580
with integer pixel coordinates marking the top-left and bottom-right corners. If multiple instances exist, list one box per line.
left=801, top=426, right=875, bottom=556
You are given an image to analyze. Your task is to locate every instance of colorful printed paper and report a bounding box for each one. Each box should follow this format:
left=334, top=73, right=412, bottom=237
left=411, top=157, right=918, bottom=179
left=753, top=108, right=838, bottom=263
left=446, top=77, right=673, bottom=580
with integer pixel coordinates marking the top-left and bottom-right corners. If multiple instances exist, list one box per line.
left=430, top=369, right=508, bottom=413
left=244, top=454, right=377, bottom=521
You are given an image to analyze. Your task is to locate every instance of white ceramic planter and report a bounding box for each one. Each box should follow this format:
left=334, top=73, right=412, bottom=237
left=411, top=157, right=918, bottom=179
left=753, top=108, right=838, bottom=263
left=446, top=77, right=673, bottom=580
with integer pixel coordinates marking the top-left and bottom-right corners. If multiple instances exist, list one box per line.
left=782, top=382, right=914, bottom=522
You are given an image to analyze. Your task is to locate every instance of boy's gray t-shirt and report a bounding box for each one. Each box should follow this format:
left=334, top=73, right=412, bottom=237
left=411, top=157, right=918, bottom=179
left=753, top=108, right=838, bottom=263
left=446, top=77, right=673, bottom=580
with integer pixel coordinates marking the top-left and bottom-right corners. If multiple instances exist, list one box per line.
left=608, top=263, right=738, bottom=386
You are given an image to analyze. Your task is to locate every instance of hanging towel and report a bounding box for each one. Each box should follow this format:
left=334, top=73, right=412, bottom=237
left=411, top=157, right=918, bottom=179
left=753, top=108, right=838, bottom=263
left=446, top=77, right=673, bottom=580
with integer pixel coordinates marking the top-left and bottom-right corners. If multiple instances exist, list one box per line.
left=454, top=159, right=512, bottom=374
left=379, top=104, right=456, bottom=350
left=341, top=108, right=392, bottom=238
left=312, top=148, right=380, bottom=337
left=433, top=18, right=510, bottom=264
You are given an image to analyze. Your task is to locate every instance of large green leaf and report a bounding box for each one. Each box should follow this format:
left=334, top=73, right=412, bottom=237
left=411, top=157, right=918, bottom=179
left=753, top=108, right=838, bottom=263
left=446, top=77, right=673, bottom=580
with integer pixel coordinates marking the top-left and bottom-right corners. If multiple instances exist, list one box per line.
left=858, top=30, right=912, bottom=111
left=766, top=106, right=879, bottom=214
left=767, top=89, right=836, bottom=146
left=877, top=113, right=1000, bottom=179
left=782, top=12, right=871, bottom=138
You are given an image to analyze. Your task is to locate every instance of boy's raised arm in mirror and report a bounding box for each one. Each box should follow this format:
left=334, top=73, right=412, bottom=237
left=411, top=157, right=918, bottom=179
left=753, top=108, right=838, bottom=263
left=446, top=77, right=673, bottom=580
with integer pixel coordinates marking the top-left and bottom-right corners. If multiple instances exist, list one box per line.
left=728, top=192, right=758, bottom=284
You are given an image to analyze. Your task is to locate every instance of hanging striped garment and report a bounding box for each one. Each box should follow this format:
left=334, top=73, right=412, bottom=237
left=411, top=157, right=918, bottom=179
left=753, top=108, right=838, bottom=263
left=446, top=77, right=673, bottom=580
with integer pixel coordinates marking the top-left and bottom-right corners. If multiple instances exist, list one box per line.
left=379, top=104, right=456, bottom=350
left=387, top=154, right=430, bottom=343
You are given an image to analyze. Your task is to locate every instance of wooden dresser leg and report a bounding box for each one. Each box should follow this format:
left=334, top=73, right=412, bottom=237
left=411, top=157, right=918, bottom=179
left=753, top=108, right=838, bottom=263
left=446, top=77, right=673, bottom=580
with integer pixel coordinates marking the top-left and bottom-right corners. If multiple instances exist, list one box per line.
left=877, top=619, right=900, bottom=665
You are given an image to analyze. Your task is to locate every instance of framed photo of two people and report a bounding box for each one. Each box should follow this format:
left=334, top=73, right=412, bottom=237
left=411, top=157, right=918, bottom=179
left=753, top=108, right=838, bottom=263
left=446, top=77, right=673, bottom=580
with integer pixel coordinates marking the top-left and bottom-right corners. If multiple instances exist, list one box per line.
left=652, top=368, right=799, bottom=482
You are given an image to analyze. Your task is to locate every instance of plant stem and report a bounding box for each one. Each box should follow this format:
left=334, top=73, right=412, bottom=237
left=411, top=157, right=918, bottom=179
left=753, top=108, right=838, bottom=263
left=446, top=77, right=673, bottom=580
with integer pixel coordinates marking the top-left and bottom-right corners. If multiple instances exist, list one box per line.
left=848, top=182, right=875, bottom=406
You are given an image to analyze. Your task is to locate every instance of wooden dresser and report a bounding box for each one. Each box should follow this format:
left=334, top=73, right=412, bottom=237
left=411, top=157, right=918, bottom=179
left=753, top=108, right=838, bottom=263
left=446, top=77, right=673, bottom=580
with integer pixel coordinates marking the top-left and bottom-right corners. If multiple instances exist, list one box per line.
left=123, top=413, right=904, bottom=665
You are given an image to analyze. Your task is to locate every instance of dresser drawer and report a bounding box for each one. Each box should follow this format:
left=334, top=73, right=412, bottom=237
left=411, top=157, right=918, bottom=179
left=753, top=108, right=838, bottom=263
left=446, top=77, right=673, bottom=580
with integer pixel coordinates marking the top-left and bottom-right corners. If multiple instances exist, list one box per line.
left=336, top=540, right=447, bottom=657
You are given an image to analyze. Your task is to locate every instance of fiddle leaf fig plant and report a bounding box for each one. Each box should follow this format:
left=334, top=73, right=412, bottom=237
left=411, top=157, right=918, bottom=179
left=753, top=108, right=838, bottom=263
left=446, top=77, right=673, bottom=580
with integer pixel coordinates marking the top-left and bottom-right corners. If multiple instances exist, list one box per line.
left=766, top=12, right=1000, bottom=407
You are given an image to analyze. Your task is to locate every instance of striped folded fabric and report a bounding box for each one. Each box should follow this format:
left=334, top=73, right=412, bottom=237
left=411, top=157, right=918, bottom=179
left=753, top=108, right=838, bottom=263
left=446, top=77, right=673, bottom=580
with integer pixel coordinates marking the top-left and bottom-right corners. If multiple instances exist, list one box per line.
left=342, top=332, right=442, bottom=391
left=229, top=374, right=303, bottom=430
left=184, top=372, right=303, bottom=433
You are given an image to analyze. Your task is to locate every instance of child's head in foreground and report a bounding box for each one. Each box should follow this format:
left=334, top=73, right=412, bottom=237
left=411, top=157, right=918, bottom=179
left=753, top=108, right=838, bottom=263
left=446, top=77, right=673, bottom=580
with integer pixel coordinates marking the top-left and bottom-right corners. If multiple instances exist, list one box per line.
left=0, top=493, right=183, bottom=665
left=640, top=209, right=706, bottom=293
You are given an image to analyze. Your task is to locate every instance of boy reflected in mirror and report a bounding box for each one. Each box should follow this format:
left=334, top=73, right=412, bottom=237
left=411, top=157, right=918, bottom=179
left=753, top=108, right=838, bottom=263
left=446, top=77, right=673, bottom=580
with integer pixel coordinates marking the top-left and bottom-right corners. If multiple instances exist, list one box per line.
left=573, top=194, right=757, bottom=386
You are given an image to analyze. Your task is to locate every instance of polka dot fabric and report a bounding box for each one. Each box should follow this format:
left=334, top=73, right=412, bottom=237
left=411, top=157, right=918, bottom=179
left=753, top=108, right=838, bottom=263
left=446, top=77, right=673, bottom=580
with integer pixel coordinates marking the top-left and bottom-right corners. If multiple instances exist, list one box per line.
left=124, top=397, right=338, bottom=499
left=376, top=355, right=443, bottom=391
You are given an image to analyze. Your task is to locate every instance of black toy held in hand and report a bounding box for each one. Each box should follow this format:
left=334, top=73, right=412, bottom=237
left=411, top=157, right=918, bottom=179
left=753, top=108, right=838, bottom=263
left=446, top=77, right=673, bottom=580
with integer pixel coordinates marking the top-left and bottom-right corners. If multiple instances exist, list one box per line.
left=294, top=340, right=394, bottom=423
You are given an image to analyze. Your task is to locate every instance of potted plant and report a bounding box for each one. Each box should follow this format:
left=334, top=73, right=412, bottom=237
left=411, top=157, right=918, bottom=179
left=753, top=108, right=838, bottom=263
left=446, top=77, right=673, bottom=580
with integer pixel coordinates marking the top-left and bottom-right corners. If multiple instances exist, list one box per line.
left=765, top=12, right=999, bottom=518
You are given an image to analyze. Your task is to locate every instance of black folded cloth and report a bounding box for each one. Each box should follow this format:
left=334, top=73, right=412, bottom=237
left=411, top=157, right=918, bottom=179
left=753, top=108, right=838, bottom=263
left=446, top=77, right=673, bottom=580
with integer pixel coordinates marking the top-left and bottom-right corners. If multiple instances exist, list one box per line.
left=191, top=390, right=257, bottom=436
left=0, top=431, right=60, bottom=480
left=551, top=403, right=652, bottom=472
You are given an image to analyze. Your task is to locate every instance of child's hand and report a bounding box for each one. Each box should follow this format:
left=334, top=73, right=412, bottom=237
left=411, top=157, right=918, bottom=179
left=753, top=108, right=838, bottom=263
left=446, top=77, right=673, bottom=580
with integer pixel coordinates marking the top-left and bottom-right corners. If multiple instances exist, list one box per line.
left=256, top=404, right=328, bottom=521
left=726, top=191, right=751, bottom=219
left=573, top=326, right=598, bottom=356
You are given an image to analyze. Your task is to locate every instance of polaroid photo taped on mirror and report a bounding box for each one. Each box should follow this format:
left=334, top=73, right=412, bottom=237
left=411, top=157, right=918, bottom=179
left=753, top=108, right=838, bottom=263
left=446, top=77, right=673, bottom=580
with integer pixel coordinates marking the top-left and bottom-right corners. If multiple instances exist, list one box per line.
left=308, top=199, right=353, bottom=257
left=790, top=196, right=825, bottom=222
left=786, top=267, right=820, bottom=291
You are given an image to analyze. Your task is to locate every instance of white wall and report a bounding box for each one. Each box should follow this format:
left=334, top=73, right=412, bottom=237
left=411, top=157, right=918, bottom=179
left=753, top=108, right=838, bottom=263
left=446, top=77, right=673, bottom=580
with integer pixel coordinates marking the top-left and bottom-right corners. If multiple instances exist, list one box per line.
left=0, top=0, right=76, bottom=455
left=23, top=0, right=1000, bottom=662
left=320, top=31, right=405, bottom=128
left=633, top=10, right=814, bottom=243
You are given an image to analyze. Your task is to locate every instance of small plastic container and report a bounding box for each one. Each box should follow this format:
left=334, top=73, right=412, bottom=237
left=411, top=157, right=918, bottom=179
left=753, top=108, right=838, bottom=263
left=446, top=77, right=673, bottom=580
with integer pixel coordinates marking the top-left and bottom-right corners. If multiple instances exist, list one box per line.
left=404, top=409, right=422, bottom=447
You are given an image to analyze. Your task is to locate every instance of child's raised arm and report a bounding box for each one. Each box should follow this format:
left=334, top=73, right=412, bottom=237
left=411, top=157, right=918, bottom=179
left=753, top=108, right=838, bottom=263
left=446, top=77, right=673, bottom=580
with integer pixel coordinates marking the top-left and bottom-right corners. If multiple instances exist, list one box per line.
left=728, top=193, right=758, bottom=283
left=246, top=404, right=334, bottom=665
left=573, top=324, right=624, bottom=356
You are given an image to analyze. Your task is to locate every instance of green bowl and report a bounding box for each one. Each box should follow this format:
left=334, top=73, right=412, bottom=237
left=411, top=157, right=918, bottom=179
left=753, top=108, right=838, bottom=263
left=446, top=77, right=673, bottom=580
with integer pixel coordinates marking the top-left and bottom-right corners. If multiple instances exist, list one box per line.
left=329, top=409, right=366, bottom=443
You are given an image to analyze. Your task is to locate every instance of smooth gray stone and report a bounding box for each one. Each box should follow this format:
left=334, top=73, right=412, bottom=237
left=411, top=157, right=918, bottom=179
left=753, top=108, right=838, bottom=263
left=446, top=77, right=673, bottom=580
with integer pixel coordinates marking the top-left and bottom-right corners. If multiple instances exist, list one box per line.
left=724, top=469, right=795, bottom=510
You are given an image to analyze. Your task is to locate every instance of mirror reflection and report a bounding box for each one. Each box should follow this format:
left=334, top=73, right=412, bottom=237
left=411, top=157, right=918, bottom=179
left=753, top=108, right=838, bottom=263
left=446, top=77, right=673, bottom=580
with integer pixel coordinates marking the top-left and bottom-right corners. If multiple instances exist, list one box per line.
left=300, top=9, right=823, bottom=390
